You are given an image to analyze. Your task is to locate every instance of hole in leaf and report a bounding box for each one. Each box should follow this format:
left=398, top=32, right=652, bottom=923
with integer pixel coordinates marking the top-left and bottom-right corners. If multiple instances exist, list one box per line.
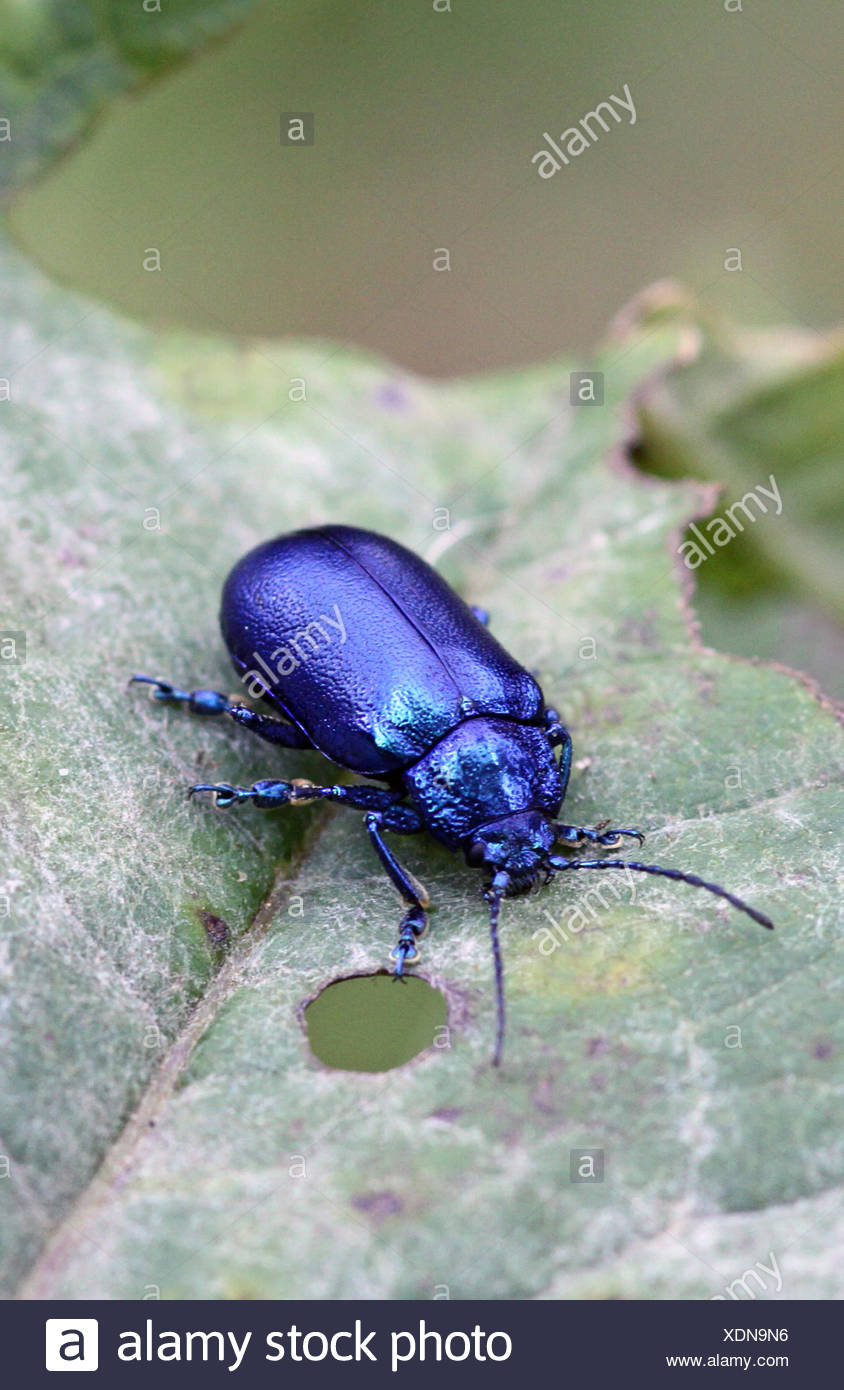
left=304, top=972, right=448, bottom=1072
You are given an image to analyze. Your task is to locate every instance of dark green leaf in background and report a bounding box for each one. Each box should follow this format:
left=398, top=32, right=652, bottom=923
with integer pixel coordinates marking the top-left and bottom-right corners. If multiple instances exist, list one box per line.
left=635, top=288, right=844, bottom=694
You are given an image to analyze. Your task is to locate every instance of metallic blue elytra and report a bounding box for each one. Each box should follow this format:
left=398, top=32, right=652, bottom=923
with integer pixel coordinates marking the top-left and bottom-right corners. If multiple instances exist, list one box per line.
left=132, top=524, right=774, bottom=1066
left=219, top=525, right=543, bottom=775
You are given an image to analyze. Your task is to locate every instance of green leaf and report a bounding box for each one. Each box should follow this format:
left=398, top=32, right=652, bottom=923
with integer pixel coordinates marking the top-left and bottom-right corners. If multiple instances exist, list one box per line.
left=0, top=0, right=253, bottom=196
left=634, top=284, right=844, bottom=686
left=3, top=240, right=843, bottom=1299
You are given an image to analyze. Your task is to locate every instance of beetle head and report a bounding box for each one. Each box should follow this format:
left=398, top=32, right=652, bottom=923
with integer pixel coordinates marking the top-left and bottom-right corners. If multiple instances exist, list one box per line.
left=464, top=811, right=555, bottom=894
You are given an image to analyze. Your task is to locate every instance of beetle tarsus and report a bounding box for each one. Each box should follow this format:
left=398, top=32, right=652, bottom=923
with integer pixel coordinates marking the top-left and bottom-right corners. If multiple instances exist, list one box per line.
left=554, top=823, right=645, bottom=851
left=188, top=779, right=296, bottom=808
left=391, top=904, right=427, bottom=977
left=131, top=674, right=233, bottom=716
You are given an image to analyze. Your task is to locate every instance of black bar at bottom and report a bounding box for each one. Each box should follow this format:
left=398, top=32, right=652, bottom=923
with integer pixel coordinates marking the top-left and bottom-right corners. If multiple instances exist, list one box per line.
left=6, top=1298, right=826, bottom=1386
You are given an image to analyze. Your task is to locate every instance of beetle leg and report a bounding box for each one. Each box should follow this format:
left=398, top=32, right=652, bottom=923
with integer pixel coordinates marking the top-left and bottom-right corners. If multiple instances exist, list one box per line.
left=188, top=779, right=415, bottom=814
left=365, top=812, right=429, bottom=977
left=188, top=779, right=301, bottom=808
left=225, top=704, right=313, bottom=749
left=130, top=674, right=234, bottom=716
left=470, top=605, right=490, bottom=627
left=545, top=721, right=572, bottom=799
left=130, top=675, right=315, bottom=749
left=554, top=823, right=645, bottom=851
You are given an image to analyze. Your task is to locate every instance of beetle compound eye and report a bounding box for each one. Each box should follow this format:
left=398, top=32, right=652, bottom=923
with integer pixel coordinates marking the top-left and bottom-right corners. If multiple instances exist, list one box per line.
left=466, top=842, right=486, bottom=867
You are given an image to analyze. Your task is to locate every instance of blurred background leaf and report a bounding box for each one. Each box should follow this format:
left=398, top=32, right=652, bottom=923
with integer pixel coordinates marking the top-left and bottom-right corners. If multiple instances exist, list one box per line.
left=0, top=0, right=252, bottom=195
left=2, top=0, right=841, bottom=692
left=632, top=288, right=844, bottom=696
left=4, top=0, right=841, bottom=367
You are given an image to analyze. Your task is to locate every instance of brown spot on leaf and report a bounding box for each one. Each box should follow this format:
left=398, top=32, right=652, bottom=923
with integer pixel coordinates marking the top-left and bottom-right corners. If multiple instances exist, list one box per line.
left=375, top=381, right=409, bottom=410
left=618, top=610, right=659, bottom=649
left=695, top=672, right=717, bottom=704
left=350, top=1191, right=403, bottom=1221
left=532, top=1076, right=555, bottom=1113
left=199, top=910, right=229, bottom=948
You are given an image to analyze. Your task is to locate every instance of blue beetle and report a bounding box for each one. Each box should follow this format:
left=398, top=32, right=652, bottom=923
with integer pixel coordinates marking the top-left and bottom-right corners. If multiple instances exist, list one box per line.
left=132, top=524, right=773, bottom=1065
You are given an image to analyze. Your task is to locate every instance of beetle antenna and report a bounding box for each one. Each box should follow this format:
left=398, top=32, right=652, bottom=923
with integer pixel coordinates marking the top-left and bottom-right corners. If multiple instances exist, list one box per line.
left=487, top=870, right=510, bottom=1067
left=548, top=856, right=774, bottom=929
